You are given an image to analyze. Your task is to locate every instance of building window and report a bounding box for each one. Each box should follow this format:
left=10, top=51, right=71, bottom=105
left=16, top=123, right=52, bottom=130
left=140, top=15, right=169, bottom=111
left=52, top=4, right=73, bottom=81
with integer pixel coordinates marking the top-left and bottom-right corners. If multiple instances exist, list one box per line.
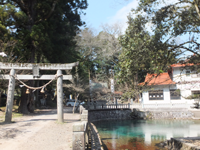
left=149, top=90, right=164, bottom=100
left=186, top=70, right=190, bottom=77
left=170, top=89, right=181, bottom=100
left=191, top=91, right=200, bottom=99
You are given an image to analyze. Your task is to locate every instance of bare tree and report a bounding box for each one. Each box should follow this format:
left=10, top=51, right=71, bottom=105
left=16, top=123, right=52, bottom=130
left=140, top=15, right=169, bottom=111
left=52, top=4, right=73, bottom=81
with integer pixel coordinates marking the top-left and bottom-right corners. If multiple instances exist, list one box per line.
left=63, top=68, right=89, bottom=114
left=75, top=24, right=123, bottom=102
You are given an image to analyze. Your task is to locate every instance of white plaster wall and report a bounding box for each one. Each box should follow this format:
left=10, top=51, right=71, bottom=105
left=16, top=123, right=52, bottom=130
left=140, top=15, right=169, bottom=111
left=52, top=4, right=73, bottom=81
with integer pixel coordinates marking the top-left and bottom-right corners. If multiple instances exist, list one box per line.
left=173, top=67, right=200, bottom=82
left=141, top=84, right=198, bottom=104
left=142, top=85, right=180, bottom=104
left=164, top=88, right=170, bottom=103
left=177, top=83, right=199, bottom=104
left=172, top=67, right=183, bottom=82
left=142, top=91, right=149, bottom=104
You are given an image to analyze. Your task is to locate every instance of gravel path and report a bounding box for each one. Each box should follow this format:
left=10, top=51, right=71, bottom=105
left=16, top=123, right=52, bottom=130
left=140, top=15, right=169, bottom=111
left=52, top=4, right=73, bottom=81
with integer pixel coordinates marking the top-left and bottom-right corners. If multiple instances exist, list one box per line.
left=0, top=107, right=80, bottom=150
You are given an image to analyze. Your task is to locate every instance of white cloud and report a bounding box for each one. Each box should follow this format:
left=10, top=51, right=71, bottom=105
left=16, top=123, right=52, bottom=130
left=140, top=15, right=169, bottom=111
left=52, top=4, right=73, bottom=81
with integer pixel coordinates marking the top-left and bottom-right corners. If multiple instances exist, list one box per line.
left=108, top=0, right=139, bottom=33
left=107, top=0, right=182, bottom=33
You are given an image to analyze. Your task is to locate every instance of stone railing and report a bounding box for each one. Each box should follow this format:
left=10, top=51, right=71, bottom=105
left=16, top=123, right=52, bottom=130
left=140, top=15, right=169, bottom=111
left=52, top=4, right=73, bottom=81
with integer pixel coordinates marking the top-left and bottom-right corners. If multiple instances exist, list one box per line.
left=88, top=122, right=103, bottom=150
left=73, top=109, right=104, bottom=150
left=86, top=103, right=130, bottom=110
left=73, top=121, right=88, bottom=150
left=79, top=105, right=86, bottom=114
left=84, top=101, right=196, bottom=110
left=85, top=102, right=193, bottom=110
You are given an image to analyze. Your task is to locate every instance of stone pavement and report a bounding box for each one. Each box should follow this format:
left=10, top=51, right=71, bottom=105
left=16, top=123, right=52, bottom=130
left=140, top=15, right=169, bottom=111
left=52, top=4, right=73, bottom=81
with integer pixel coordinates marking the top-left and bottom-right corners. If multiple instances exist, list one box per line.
left=0, top=107, right=81, bottom=150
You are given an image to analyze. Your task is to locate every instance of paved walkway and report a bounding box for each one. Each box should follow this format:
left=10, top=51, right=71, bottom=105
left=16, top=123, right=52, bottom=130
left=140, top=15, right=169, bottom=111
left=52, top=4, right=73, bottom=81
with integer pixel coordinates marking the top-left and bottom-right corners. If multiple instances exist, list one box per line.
left=0, top=108, right=81, bottom=150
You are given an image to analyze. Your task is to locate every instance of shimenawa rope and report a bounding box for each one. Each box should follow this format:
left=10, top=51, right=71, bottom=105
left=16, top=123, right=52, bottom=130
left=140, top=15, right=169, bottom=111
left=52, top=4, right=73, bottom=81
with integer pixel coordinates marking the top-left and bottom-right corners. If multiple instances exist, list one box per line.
left=10, top=74, right=63, bottom=90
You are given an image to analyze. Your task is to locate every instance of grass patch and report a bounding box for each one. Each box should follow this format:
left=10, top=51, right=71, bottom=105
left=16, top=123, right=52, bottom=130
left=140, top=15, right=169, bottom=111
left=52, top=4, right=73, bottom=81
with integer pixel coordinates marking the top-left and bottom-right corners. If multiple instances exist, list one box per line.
left=0, top=105, right=23, bottom=123
left=55, top=121, right=66, bottom=125
left=0, top=112, right=23, bottom=121
left=0, top=105, right=19, bottom=112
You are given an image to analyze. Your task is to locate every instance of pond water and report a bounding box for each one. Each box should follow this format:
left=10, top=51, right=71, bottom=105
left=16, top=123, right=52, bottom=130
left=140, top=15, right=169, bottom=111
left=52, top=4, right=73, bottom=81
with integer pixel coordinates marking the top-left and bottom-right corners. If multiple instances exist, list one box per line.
left=93, top=119, right=200, bottom=150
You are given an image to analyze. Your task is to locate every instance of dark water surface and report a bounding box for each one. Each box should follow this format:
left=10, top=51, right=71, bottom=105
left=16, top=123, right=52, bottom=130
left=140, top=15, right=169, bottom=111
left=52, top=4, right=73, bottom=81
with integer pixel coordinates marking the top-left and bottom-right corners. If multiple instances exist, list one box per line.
left=93, top=119, right=200, bottom=150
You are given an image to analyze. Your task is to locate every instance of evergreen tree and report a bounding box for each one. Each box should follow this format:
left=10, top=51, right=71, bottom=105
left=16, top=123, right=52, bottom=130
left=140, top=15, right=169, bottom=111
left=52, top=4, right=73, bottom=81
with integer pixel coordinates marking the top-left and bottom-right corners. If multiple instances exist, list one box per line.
left=0, top=0, right=88, bottom=113
left=135, top=0, right=200, bottom=63
left=118, top=14, right=178, bottom=100
left=0, top=0, right=87, bottom=63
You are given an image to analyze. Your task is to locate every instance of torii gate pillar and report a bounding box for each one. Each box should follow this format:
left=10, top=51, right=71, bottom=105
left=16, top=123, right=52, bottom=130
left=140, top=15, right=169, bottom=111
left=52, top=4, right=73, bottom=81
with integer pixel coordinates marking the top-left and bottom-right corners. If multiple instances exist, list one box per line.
left=57, top=70, right=63, bottom=123
left=5, top=69, right=16, bottom=123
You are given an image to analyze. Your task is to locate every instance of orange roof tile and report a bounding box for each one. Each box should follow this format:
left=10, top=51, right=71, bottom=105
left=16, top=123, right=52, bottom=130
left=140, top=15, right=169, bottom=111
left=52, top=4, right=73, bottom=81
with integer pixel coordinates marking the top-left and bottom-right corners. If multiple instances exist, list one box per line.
left=141, top=73, right=175, bottom=86
left=114, top=91, right=123, bottom=95
left=171, top=63, right=194, bottom=68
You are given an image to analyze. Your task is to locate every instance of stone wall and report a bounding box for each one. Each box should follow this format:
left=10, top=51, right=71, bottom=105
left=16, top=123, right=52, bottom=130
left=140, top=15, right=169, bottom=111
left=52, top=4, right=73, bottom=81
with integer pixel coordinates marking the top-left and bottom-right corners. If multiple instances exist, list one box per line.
left=88, top=109, right=132, bottom=122
left=142, top=110, right=194, bottom=119
left=88, top=108, right=194, bottom=121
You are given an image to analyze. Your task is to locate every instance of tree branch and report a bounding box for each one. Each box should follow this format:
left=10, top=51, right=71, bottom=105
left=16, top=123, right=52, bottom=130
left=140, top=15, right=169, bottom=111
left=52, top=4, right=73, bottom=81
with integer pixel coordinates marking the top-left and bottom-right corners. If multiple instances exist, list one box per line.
left=168, top=41, right=192, bottom=52
left=0, top=2, right=7, bottom=5
left=12, top=0, right=28, bottom=15
left=45, top=0, right=58, bottom=20
left=194, top=0, right=200, bottom=19
left=35, top=0, right=58, bottom=24
left=169, top=43, right=200, bottom=56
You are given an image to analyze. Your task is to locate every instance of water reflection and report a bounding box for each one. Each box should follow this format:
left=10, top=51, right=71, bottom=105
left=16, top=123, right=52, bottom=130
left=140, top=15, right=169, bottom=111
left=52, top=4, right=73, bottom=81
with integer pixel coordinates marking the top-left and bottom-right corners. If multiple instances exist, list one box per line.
left=94, top=120, right=200, bottom=150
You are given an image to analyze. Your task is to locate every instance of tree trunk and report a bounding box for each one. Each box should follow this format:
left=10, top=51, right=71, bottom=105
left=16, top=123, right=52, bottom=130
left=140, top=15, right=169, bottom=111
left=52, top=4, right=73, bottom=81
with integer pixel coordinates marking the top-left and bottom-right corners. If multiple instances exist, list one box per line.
left=18, top=87, right=29, bottom=114
left=0, top=90, right=1, bottom=108
left=27, top=81, right=35, bottom=113
left=35, top=81, right=40, bottom=108
left=134, top=73, right=139, bottom=103
left=27, top=90, right=35, bottom=113
left=19, top=0, right=36, bottom=113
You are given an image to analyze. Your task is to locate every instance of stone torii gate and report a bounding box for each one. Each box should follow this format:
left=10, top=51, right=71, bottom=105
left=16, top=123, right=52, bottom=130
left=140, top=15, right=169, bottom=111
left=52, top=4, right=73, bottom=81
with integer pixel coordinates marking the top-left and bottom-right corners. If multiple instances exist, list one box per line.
left=0, top=62, right=78, bottom=123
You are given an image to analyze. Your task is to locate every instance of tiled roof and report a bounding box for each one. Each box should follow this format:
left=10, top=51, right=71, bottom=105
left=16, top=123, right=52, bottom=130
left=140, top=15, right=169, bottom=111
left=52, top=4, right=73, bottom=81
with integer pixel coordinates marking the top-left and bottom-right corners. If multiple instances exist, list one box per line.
left=114, top=91, right=123, bottom=95
left=140, top=73, right=176, bottom=86
left=171, top=63, right=194, bottom=68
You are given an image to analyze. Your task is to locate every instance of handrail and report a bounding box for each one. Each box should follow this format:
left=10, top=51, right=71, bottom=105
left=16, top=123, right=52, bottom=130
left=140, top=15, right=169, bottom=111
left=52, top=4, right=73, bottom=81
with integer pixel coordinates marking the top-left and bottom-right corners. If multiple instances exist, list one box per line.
left=88, top=122, right=104, bottom=150
left=87, top=103, right=130, bottom=110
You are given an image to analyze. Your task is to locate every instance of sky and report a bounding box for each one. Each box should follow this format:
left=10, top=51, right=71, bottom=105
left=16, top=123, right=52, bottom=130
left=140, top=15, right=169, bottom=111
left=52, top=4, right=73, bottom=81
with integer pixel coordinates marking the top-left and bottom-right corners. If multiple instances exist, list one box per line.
left=82, top=0, right=139, bottom=33
left=81, top=0, right=179, bottom=33
left=81, top=0, right=194, bottom=58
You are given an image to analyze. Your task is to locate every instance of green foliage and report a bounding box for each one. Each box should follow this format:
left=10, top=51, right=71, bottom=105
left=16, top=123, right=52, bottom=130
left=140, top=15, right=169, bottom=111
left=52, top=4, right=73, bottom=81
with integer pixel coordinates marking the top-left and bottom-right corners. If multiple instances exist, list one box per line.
left=121, top=89, right=140, bottom=101
left=0, top=0, right=88, bottom=63
left=118, top=14, right=177, bottom=96
left=0, top=0, right=88, bottom=113
left=185, top=94, right=200, bottom=100
left=117, top=0, right=200, bottom=98
left=135, top=0, right=200, bottom=63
